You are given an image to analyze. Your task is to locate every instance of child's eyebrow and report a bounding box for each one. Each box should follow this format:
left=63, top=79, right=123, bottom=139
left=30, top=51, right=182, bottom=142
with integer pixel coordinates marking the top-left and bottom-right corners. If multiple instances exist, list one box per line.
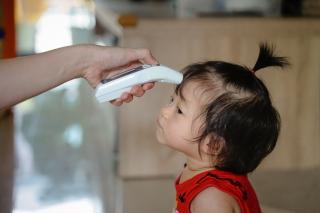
left=175, top=85, right=187, bottom=102
left=178, top=93, right=190, bottom=108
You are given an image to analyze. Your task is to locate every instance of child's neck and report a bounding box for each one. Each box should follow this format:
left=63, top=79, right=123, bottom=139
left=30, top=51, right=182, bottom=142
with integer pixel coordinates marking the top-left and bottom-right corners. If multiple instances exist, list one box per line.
left=186, top=158, right=213, bottom=171
left=179, top=158, right=215, bottom=183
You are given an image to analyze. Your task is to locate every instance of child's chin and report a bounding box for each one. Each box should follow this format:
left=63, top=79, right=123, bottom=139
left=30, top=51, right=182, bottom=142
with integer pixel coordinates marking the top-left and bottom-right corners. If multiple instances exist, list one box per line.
left=156, top=135, right=170, bottom=147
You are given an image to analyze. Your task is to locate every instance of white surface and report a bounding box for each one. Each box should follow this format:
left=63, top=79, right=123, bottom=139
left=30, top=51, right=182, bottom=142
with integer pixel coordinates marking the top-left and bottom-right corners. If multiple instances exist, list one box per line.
left=95, top=64, right=183, bottom=103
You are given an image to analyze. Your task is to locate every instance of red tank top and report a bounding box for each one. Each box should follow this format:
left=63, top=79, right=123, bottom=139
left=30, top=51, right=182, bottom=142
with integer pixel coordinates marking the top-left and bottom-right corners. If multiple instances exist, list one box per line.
left=175, top=169, right=261, bottom=213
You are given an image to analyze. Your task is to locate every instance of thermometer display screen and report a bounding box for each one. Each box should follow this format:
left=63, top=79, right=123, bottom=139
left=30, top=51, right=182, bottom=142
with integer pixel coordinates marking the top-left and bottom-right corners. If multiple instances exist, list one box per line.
left=101, top=65, right=156, bottom=84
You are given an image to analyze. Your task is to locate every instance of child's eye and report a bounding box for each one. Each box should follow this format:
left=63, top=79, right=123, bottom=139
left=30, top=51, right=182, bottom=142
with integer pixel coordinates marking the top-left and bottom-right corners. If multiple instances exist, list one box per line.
left=169, top=96, right=174, bottom=103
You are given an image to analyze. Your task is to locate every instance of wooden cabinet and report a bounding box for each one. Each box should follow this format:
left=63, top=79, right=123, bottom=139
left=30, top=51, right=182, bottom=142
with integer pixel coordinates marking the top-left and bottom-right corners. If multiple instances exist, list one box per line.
left=118, top=18, right=320, bottom=178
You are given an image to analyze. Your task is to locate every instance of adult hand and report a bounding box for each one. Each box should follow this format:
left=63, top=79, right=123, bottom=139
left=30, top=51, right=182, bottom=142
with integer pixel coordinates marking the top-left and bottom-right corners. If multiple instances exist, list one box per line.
left=0, top=44, right=158, bottom=110
left=81, top=45, right=158, bottom=106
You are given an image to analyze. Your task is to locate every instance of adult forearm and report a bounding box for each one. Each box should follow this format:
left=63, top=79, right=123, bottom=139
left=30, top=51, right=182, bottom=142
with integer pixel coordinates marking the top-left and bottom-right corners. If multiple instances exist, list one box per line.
left=0, top=45, right=88, bottom=109
left=0, top=44, right=158, bottom=109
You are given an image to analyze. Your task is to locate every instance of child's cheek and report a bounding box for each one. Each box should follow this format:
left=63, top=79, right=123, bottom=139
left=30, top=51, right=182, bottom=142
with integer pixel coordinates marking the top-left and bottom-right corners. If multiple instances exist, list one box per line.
left=162, top=124, right=179, bottom=147
left=169, top=124, right=189, bottom=144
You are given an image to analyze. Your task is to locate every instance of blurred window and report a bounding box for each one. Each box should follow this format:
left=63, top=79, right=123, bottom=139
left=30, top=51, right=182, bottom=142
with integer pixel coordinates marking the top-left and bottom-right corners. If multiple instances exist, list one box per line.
left=13, top=1, right=117, bottom=213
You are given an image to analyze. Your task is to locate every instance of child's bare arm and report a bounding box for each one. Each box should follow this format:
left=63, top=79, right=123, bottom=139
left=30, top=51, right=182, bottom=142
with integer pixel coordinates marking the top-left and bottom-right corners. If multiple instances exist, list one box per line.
left=190, top=187, right=240, bottom=213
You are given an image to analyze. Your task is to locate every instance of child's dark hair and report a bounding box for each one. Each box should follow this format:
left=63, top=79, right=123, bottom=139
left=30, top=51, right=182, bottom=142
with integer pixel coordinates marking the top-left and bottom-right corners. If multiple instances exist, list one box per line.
left=176, top=43, right=289, bottom=174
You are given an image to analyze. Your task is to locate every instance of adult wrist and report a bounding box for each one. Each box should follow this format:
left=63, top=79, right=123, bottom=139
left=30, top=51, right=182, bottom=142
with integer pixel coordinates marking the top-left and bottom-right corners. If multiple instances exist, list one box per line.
left=65, top=44, right=93, bottom=80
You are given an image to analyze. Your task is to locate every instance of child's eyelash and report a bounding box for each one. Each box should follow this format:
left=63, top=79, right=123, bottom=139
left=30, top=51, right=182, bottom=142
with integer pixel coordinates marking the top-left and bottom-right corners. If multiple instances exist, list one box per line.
left=169, top=96, right=183, bottom=114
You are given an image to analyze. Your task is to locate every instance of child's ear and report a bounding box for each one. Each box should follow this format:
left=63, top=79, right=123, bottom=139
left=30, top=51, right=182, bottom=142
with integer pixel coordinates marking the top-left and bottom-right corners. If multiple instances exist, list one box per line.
left=200, top=133, right=225, bottom=156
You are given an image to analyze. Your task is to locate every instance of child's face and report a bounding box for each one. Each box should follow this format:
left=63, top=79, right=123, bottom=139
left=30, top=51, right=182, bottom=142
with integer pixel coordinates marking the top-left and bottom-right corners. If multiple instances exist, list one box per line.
left=156, top=81, right=207, bottom=159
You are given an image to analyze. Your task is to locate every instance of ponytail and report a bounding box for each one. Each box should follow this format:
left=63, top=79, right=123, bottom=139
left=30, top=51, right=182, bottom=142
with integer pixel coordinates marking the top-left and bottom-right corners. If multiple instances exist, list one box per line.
left=252, top=43, right=290, bottom=73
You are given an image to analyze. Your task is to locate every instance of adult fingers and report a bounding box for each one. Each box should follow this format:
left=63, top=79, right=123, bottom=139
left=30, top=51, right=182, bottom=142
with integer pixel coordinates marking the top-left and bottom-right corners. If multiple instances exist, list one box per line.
left=130, top=85, right=145, bottom=97
left=123, top=94, right=133, bottom=103
left=119, top=92, right=133, bottom=103
left=142, top=82, right=155, bottom=90
left=133, top=49, right=158, bottom=65
left=109, top=83, right=153, bottom=106
left=110, top=99, right=123, bottom=106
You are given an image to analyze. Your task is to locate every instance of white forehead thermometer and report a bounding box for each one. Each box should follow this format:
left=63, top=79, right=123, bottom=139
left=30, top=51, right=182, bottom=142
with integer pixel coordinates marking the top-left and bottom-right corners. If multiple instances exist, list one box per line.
left=95, top=64, right=183, bottom=103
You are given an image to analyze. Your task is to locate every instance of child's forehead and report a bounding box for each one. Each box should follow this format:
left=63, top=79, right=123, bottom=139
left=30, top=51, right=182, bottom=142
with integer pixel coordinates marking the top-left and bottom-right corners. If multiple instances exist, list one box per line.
left=176, top=81, right=211, bottom=105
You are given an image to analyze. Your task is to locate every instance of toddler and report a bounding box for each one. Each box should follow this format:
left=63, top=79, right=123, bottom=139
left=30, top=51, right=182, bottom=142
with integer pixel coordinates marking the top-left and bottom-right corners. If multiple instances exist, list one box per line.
left=156, top=43, right=289, bottom=213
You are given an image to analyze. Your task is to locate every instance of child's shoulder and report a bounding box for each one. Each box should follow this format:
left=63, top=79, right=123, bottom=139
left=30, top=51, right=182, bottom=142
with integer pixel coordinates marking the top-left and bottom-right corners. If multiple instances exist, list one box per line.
left=190, top=186, right=241, bottom=213
left=176, top=169, right=257, bottom=213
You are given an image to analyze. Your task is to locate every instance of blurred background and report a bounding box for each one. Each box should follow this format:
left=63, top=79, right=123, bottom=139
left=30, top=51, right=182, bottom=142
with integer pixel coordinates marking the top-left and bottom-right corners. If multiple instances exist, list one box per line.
left=0, top=0, right=319, bottom=213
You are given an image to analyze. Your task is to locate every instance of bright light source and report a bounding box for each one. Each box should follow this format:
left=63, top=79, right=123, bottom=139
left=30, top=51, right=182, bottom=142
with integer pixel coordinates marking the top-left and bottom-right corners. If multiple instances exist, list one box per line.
left=35, top=10, right=72, bottom=53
